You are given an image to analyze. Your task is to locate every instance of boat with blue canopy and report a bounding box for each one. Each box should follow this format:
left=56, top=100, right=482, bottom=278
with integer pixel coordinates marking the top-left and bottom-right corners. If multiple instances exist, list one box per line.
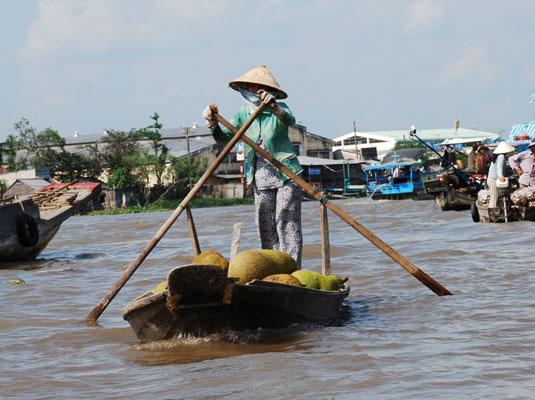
left=363, top=162, right=424, bottom=199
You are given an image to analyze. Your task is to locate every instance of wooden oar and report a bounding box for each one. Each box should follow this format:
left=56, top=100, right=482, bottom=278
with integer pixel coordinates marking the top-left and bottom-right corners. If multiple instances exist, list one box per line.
left=320, top=204, right=331, bottom=275
left=215, top=113, right=452, bottom=296
left=230, top=222, right=242, bottom=259
left=186, top=206, right=201, bottom=256
left=85, top=102, right=268, bottom=323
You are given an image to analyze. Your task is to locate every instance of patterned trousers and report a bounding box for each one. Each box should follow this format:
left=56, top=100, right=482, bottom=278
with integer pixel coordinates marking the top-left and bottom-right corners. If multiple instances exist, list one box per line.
left=254, top=181, right=303, bottom=267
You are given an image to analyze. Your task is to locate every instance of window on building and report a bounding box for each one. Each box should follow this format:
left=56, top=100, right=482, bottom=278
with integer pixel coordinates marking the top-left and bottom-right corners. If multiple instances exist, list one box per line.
left=292, top=143, right=303, bottom=155
left=343, top=136, right=367, bottom=145
left=334, top=141, right=342, bottom=146
left=223, top=153, right=238, bottom=163
left=307, top=149, right=330, bottom=159
left=369, top=138, right=386, bottom=143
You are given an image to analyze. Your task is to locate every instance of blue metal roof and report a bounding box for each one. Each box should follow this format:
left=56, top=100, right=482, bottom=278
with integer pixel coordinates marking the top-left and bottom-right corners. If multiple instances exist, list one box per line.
left=508, top=120, right=535, bottom=141
left=363, top=162, right=420, bottom=171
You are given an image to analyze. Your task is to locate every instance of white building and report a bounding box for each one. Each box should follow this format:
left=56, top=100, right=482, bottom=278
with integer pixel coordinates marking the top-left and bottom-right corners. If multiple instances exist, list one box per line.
left=333, top=127, right=501, bottom=161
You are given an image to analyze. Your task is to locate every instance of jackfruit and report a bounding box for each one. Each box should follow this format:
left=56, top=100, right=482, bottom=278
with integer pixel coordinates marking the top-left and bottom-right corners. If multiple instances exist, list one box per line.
left=319, top=274, right=345, bottom=291
left=192, top=250, right=229, bottom=270
left=263, top=273, right=303, bottom=287
left=139, top=279, right=166, bottom=298
left=154, top=280, right=168, bottom=293
left=292, top=270, right=345, bottom=291
left=292, top=269, right=321, bottom=289
left=228, top=249, right=298, bottom=284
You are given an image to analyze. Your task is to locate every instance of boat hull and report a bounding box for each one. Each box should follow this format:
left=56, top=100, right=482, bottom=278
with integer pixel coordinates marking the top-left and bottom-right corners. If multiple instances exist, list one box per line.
left=0, top=222, right=61, bottom=262
left=123, top=266, right=350, bottom=343
left=476, top=203, right=535, bottom=223
left=0, top=182, right=101, bottom=263
left=433, top=189, right=474, bottom=211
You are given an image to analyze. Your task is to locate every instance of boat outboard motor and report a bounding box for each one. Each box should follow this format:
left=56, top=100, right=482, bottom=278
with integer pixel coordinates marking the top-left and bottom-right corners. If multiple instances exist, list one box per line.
left=408, top=127, right=479, bottom=190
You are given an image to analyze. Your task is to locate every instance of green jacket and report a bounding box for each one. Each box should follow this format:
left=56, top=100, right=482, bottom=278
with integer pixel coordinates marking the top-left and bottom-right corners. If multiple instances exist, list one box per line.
left=212, top=103, right=303, bottom=185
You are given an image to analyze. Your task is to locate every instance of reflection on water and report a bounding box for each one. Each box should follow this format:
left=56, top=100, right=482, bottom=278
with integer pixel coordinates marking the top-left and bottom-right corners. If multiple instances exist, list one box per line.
left=2, top=199, right=535, bottom=399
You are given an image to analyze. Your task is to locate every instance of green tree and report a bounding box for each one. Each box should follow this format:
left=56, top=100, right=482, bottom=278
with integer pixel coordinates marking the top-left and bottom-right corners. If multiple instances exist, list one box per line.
left=107, top=166, right=139, bottom=190
left=13, top=118, right=38, bottom=150
left=5, top=134, right=27, bottom=170
left=136, top=112, right=169, bottom=188
left=394, top=140, right=425, bottom=150
left=9, top=118, right=101, bottom=181
left=0, top=179, right=6, bottom=198
left=170, top=156, right=208, bottom=198
left=100, top=129, right=142, bottom=189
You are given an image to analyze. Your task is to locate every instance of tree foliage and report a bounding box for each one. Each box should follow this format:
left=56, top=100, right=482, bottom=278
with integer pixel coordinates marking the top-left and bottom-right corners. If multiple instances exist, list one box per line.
left=7, top=118, right=100, bottom=181
left=99, top=129, right=142, bottom=189
left=4, top=114, right=213, bottom=204
left=0, top=179, right=6, bottom=197
left=393, top=140, right=426, bottom=150
left=135, top=112, right=169, bottom=188
left=170, top=156, right=208, bottom=198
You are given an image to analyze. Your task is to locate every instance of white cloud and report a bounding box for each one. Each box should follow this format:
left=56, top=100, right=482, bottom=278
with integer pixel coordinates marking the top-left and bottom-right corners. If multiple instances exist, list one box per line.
left=19, top=0, right=231, bottom=61
left=404, top=0, right=445, bottom=34
left=438, top=46, right=500, bottom=85
left=20, top=0, right=122, bottom=60
left=16, top=0, right=234, bottom=123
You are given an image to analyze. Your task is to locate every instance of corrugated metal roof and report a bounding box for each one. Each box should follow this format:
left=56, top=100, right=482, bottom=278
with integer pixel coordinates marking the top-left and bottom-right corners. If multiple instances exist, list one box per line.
left=7, top=178, right=50, bottom=191
left=297, top=155, right=365, bottom=166
left=508, top=120, right=535, bottom=141
left=63, top=126, right=212, bottom=145
left=335, top=127, right=500, bottom=143
left=438, top=137, right=489, bottom=146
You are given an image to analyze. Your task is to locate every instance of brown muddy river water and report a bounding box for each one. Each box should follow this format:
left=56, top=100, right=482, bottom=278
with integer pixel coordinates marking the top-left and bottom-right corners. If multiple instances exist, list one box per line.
left=2, top=198, right=535, bottom=399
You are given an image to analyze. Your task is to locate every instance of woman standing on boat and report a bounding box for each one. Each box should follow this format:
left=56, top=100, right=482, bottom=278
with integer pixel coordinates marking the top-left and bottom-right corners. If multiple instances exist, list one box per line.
left=202, top=65, right=303, bottom=266
left=487, top=142, right=515, bottom=208
left=508, top=142, right=535, bottom=189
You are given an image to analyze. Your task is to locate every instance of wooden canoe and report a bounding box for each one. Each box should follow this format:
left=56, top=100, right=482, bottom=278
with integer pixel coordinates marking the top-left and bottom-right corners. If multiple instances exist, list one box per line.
left=122, top=264, right=350, bottom=343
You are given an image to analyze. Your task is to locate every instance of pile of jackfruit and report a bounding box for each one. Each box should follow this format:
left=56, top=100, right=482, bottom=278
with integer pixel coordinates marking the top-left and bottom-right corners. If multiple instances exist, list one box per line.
left=152, top=248, right=346, bottom=293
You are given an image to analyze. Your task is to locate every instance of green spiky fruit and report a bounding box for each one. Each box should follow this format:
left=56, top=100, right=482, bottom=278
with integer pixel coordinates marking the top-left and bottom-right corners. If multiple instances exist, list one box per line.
left=192, top=250, right=229, bottom=270
left=263, top=274, right=303, bottom=287
left=292, top=270, right=345, bottom=291
left=228, top=249, right=298, bottom=284
left=291, top=269, right=321, bottom=289
left=153, top=280, right=167, bottom=293
left=319, top=274, right=345, bottom=291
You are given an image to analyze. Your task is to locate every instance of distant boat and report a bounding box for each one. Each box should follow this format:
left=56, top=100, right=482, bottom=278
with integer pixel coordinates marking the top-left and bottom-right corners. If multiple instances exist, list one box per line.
left=0, top=182, right=101, bottom=263
left=364, top=162, right=425, bottom=200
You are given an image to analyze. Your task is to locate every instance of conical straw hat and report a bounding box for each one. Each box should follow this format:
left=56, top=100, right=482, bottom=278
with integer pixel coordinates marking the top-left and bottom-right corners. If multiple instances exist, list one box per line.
left=229, top=65, right=287, bottom=99
left=493, top=142, right=515, bottom=154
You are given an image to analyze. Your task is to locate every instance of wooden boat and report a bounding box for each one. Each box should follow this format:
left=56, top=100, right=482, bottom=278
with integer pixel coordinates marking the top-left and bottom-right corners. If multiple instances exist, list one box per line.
left=364, top=162, right=425, bottom=200
left=0, top=182, right=101, bottom=262
left=474, top=202, right=535, bottom=223
left=406, top=129, right=486, bottom=211
left=424, top=173, right=483, bottom=211
left=472, top=191, right=535, bottom=223
left=123, top=264, right=350, bottom=343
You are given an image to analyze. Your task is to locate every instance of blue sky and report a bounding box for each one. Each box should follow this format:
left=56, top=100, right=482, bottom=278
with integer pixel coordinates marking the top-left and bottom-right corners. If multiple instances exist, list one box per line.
left=1, top=0, right=534, bottom=141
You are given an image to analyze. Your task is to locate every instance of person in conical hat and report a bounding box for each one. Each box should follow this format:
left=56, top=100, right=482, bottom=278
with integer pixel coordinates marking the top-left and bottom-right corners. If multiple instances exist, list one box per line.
left=202, top=65, right=303, bottom=266
left=508, top=141, right=535, bottom=189
left=487, top=142, right=516, bottom=208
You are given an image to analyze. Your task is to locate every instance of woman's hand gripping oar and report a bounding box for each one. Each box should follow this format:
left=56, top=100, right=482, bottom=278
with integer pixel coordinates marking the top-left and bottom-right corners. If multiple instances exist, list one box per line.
left=85, top=102, right=268, bottom=323
left=215, top=113, right=452, bottom=296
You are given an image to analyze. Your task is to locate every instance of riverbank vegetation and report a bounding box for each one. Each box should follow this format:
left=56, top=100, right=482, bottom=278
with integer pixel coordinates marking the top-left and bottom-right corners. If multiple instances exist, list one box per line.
left=85, top=196, right=254, bottom=216
left=2, top=114, right=210, bottom=206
